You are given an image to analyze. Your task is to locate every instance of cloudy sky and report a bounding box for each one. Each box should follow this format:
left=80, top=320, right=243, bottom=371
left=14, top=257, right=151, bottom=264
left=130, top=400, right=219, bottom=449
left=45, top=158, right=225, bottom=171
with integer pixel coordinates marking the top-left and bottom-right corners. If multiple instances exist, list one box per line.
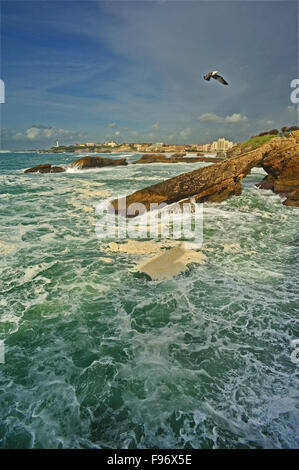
left=0, top=0, right=298, bottom=149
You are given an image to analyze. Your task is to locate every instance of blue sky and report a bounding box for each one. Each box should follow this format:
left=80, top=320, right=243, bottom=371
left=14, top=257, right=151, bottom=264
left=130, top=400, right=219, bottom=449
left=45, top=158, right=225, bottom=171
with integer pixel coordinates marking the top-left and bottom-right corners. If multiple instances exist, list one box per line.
left=0, top=0, right=298, bottom=149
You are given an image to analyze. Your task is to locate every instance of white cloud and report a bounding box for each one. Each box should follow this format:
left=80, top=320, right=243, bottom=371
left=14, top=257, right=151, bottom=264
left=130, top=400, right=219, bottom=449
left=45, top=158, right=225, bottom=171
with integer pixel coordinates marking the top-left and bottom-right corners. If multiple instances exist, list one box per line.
left=106, top=122, right=117, bottom=128
left=152, top=121, right=160, bottom=131
left=199, top=113, right=248, bottom=123
left=3, top=125, right=85, bottom=145
left=179, top=128, right=192, bottom=138
left=225, top=113, right=248, bottom=123
left=198, top=113, right=222, bottom=122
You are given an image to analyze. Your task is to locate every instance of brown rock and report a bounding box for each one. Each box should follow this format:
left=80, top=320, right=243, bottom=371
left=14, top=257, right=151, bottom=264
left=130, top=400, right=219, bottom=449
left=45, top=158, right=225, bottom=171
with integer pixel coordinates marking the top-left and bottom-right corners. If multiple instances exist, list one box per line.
left=111, top=131, right=299, bottom=216
left=50, top=166, right=66, bottom=173
left=25, top=164, right=51, bottom=173
left=256, top=131, right=299, bottom=205
left=283, top=189, right=299, bottom=206
left=24, top=164, right=65, bottom=173
left=132, top=154, right=223, bottom=164
left=256, top=174, right=275, bottom=190
left=171, top=153, right=186, bottom=159
left=70, top=156, right=127, bottom=169
left=112, top=153, right=262, bottom=216
left=132, top=154, right=165, bottom=164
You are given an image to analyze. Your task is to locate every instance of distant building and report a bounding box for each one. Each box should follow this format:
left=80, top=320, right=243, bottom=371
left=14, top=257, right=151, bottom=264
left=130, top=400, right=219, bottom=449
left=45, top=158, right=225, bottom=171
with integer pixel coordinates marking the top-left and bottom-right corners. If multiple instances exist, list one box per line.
left=146, top=142, right=164, bottom=151
left=134, top=143, right=150, bottom=152
left=104, top=141, right=118, bottom=147
left=202, top=143, right=211, bottom=152
left=86, top=142, right=95, bottom=147
left=56, top=140, right=59, bottom=147
left=203, top=138, right=234, bottom=153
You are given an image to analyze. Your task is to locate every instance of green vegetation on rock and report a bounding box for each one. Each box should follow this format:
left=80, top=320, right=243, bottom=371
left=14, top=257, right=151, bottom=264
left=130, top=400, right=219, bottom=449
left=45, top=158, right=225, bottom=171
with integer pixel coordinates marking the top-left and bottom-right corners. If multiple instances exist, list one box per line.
left=239, top=134, right=277, bottom=150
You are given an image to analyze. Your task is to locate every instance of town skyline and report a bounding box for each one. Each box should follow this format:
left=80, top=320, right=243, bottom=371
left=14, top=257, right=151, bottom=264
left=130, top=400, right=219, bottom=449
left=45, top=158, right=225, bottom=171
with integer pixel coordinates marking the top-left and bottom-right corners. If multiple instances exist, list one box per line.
left=41, top=136, right=235, bottom=154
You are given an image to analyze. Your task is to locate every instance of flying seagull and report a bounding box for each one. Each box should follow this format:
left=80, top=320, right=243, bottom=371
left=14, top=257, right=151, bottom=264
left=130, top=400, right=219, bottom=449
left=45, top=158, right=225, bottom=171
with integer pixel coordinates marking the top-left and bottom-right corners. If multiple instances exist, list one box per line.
left=204, top=71, right=228, bottom=85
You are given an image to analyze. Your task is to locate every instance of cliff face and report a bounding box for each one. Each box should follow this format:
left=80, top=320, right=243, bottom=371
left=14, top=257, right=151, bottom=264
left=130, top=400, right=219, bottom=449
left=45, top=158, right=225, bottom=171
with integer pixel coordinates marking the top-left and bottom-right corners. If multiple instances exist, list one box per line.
left=257, top=131, right=299, bottom=206
left=111, top=131, right=299, bottom=216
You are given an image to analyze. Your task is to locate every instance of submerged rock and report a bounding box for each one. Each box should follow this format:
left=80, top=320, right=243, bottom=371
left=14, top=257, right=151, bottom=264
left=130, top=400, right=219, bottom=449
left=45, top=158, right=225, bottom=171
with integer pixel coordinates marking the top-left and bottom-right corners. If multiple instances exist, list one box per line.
left=24, top=164, right=65, bottom=173
left=106, top=240, right=206, bottom=279
left=112, top=131, right=299, bottom=215
left=136, top=243, right=206, bottom=280
left=70, top=156, right=127, bottom=169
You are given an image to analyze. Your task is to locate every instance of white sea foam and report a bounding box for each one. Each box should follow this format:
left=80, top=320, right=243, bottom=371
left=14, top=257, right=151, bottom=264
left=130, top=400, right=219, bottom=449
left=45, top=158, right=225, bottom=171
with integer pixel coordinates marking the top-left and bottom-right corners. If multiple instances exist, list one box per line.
left=0, top=239, right=18, bottom=254
left=0, top=156, right=298, bottom=449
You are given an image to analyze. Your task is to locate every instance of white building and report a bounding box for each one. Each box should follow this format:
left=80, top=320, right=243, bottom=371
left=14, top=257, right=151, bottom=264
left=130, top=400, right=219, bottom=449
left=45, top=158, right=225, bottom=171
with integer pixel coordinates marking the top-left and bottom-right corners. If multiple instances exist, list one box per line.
left=203, top=138, right=234, bottom=152
left=103, top=141, right=118, bottom=147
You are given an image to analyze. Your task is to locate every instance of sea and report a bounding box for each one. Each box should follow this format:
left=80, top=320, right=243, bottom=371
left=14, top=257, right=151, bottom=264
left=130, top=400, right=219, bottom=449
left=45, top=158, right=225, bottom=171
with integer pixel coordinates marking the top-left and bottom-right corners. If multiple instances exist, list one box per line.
left=0, top=151, right=298, bottom=449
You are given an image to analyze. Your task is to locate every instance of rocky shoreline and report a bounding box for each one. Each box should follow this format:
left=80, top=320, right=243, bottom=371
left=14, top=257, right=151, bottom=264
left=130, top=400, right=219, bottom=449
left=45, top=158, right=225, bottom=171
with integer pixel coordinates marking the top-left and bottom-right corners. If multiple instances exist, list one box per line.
left=111, top=131, right=299, bottom=214
left=24, top=153, right=222, bottom=173
left=24, top=155, right=128, bottom=172
left=24, top=131, right=298, bottom=209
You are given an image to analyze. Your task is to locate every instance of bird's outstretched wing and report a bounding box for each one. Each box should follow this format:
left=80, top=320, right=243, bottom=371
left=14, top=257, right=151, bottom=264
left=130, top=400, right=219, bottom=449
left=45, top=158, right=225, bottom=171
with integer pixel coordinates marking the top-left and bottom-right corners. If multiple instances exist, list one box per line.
left=203, top=72, right=212, bottom=81
left=213, top=74, right=228, bottom=85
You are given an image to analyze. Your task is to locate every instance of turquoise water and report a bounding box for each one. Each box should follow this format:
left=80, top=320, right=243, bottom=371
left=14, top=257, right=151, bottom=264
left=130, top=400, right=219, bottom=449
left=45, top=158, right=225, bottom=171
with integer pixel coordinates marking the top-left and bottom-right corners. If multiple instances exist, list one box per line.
left=0, top=152, right=298, bottom=449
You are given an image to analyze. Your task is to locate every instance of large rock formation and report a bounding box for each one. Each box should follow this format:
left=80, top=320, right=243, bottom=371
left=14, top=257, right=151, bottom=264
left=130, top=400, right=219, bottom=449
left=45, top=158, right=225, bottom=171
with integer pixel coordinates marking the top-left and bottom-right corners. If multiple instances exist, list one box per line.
left=111, top=131, right=299, bottom=216
left=24, top=164, right=65, bottom=173
left=257, top=132, right=299, bottom=206
left=132, top=154, right=224, bottom=164
left=69, top=156, right=128, bottom=169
